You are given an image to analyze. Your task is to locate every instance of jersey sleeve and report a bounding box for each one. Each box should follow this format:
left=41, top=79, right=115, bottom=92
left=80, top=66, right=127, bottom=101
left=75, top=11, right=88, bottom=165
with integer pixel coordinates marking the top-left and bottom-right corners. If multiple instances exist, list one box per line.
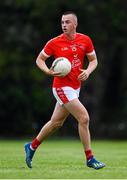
left=86, top=36, right=95, bottom=55
left=41, top=40, right=54, bottom=57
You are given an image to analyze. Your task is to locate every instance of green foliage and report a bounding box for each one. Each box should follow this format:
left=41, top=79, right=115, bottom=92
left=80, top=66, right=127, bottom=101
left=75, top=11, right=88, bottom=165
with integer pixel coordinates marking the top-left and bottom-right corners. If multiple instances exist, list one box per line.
left=0, top=0, right=127, bottom=137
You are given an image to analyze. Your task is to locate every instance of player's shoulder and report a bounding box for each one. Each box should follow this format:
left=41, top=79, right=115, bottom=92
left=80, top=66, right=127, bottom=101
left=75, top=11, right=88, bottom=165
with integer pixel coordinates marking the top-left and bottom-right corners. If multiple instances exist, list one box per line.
left=48, top=34, right=63, bottom=43
left=76, top=33, right=91, bottom=40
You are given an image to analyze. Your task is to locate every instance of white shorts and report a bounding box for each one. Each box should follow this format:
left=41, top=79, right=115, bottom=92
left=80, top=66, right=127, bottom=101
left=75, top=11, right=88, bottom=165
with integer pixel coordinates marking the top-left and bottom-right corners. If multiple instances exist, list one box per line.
left=52, top=86, right=80, bottom=105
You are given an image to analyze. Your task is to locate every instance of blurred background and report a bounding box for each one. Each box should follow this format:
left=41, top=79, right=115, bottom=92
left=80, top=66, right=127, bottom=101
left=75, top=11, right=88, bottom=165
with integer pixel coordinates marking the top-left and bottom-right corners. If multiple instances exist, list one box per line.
left=0, top=0, right=127, bottom=139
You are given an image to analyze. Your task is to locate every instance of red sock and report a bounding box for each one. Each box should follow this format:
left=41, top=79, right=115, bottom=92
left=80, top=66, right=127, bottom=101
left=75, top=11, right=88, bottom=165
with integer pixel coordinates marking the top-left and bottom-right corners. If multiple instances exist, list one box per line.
left=31, top=138, right=41, bottom=150
left=85, top=149, right=93, bottom=160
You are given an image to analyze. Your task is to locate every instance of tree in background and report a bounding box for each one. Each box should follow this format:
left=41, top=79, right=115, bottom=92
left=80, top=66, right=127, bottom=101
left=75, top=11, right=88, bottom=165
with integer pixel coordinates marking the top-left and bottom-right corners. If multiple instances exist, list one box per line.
left=0, top=0, right=126, bottom=138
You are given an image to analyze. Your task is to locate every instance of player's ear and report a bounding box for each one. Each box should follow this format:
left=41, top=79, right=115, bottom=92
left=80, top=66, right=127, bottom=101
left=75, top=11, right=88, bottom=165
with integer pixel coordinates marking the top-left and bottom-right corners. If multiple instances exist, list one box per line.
left=74, top=18, right=78, bottom=28
left=75, top=22, right=78, bottom=28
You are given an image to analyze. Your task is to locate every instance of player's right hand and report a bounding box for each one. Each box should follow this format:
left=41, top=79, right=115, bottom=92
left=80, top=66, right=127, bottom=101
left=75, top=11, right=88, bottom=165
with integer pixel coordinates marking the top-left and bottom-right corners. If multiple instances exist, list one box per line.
left=47, top=66, right=62, bottom=77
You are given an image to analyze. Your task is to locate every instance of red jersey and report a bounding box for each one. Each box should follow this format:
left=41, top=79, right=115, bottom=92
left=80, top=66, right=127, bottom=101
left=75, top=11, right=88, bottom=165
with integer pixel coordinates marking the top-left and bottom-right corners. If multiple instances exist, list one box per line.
left=42, top=33, right=95, bottom=89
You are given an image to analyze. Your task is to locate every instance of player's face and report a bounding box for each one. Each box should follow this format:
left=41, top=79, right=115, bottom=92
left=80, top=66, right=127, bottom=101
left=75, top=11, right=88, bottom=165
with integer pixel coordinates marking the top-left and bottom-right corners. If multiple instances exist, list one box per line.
left=61, top=14, right=77, bottom=35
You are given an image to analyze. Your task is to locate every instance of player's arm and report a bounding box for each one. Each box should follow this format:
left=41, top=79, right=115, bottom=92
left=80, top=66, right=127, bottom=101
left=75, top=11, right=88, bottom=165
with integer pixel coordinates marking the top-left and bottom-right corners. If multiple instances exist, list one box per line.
left=36, top=52, right=61, bottom=76
left=78, top=51, right=98, bottom=81
left=86, top=52, right=98, bottom=75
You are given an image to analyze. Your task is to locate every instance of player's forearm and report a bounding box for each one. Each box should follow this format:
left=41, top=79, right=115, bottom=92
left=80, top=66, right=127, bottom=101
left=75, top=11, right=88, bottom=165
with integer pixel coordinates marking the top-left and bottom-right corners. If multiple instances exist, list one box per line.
left=86, top=58, right=98, bottom=75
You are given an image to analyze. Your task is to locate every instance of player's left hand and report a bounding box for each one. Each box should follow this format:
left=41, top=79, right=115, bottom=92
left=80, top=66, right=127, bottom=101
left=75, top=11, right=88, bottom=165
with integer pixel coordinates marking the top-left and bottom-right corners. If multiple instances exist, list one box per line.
left=78, top=69, right=90, bottom=81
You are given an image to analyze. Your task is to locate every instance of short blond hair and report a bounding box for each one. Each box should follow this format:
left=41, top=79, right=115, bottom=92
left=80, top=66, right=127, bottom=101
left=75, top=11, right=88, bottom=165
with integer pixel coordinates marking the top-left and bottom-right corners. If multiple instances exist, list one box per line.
left=62, top=11, right=78, bottom=25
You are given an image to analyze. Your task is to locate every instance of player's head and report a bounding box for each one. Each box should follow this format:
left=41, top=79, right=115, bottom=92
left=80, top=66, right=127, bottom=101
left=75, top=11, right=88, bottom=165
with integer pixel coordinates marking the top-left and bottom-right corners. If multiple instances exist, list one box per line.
left=61, top=11, right=78, bottom=35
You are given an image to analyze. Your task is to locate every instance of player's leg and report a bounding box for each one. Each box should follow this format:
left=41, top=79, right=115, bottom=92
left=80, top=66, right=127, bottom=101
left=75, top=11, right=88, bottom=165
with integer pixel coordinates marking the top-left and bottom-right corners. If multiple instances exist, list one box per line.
left=64, top=99, right=91, bottom=150
left=36, top=102, right=69, bottom=142
left=64, top=98, right=105, bottom=169
left=25, top=102, right=69, bottom=168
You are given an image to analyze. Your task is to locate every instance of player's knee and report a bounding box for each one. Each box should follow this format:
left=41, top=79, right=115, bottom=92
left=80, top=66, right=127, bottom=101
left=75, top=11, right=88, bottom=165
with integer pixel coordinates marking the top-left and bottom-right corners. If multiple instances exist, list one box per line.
left=78, top=114, right=89, bottom=125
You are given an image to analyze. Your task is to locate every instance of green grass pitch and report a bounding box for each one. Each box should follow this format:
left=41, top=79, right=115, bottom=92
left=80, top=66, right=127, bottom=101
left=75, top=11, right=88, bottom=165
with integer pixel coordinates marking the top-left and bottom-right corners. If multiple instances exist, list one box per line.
left=0, top=139, right=127, bottom=179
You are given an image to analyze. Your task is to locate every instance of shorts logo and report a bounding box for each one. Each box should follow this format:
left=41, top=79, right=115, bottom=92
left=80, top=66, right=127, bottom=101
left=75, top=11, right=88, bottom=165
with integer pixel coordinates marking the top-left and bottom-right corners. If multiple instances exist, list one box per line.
left=56, top=88, right=69, bottom=104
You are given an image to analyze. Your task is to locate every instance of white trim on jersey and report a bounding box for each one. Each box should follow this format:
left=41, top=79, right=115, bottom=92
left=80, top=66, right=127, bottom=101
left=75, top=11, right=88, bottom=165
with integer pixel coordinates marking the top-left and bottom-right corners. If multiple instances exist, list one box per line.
left=41, top=49, right=50, bottom=57
left=86, top=50, right=95, bottom=56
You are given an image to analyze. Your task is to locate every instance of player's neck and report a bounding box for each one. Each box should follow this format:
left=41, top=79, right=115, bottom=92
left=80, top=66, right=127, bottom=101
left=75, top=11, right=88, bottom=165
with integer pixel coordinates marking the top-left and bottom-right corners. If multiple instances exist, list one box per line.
left=64, top=32, right=76, bottom=40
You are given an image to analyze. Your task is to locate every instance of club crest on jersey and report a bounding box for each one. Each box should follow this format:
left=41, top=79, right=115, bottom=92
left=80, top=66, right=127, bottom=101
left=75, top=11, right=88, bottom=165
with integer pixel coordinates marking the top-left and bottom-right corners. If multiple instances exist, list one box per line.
left=71, top=47, right=77, bottom=51
left=70, top=45, right=77, bottom=52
